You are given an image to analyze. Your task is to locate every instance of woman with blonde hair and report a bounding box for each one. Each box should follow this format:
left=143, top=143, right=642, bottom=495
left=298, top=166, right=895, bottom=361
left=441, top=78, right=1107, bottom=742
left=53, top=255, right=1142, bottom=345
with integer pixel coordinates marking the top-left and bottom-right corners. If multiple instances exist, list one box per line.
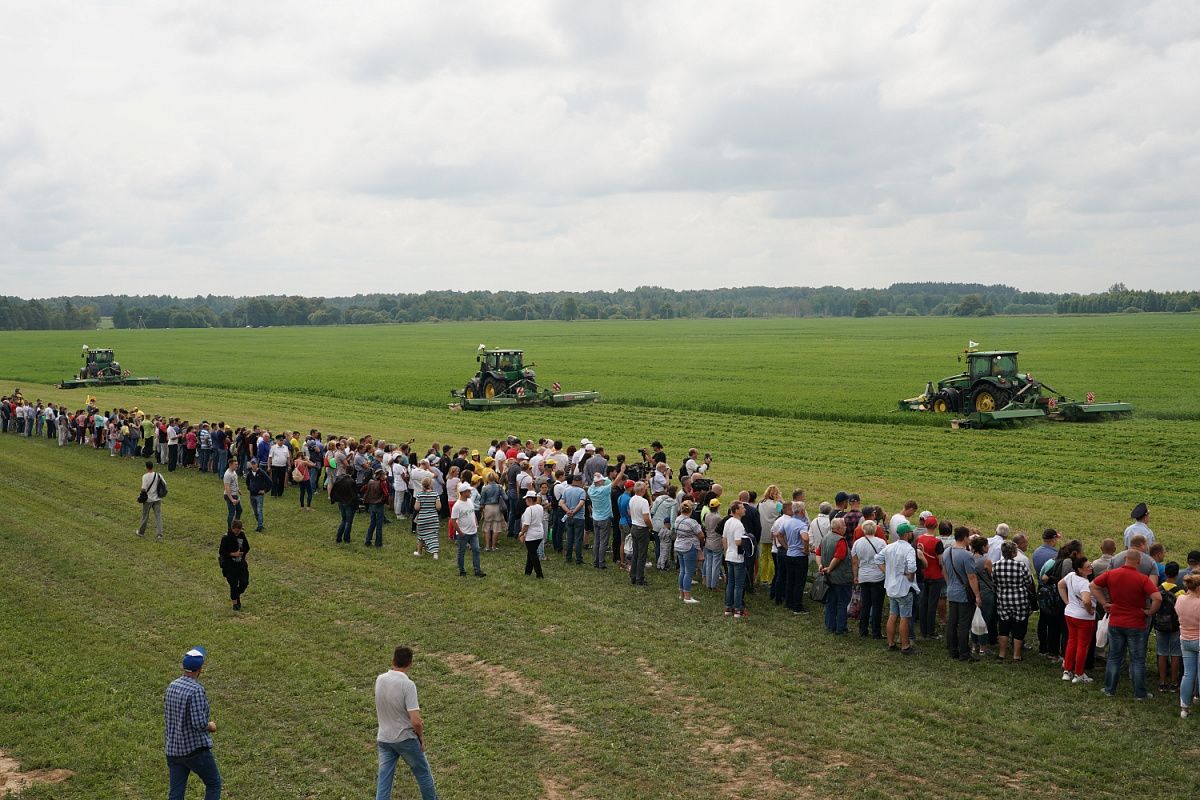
left=757, top=485, right=782, bottom=588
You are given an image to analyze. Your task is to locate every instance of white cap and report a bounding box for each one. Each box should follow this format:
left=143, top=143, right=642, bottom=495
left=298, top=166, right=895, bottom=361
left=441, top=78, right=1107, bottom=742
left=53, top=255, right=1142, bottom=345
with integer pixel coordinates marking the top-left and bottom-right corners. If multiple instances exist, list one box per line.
left=584, top=443, right=595, bottom=451
left=524, top=490, right=538, bottom=498
left=580, top=438, right=591, bottom=446
left=458, top=483, right=472, bottom=494
left=592, top=473, right=605, bottom=483
left=918, top=510, right=932, bottom=520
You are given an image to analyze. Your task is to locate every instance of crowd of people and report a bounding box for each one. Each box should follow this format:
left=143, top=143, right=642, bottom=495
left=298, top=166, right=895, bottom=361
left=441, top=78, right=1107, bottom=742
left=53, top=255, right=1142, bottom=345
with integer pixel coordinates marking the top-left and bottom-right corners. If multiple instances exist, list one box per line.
left=8, top=393, right=1200, bottom=798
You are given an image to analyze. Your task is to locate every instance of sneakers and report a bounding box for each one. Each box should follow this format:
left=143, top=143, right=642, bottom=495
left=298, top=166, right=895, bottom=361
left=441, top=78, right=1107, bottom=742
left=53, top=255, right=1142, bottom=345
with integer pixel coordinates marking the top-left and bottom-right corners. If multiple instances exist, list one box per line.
left=888, top=644, right=899, bottom=652
left=738, top=610, right=749, bottom=618
left=683, top=598, right=700, bottom=604
left=459, top=571, right=468, bottom=577
left=432, top=554, right=439, bottom=560
left=475, top=571, right=487, bottom=578
left=1072, top=674, right=1094, bottom=684
left=1062, top=671, right=1073, bottom=681
left=413, top=551, right=421, bottom=556
left=1182, top=707, right=1190, bottom=719
left=724, top=608, right=734, bottom=616
left=733, top=611, right=743, bottom=618
left=135, top=530, right=144, bottom=537
left=901, top=646, right=917, bottom=656
left=1134, top=692, right=1154, bottom=701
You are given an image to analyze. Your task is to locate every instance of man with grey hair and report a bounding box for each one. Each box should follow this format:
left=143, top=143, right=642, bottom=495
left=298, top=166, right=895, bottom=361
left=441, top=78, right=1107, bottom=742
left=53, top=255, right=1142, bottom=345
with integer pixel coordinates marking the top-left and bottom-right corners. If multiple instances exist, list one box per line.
left=987, top=523, right=1010, bottom=564
left=628, top=481, right=652, bottom=586
left=1011, top=533, right=1036, bottom=593
left=819, top=517, right=852, bottom=634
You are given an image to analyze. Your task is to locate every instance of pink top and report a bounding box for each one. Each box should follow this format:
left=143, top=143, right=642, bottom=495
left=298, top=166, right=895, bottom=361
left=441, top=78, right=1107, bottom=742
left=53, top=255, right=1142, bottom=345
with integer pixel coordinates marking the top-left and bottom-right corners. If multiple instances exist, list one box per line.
left=1176, top=593, right=1200, bottom=641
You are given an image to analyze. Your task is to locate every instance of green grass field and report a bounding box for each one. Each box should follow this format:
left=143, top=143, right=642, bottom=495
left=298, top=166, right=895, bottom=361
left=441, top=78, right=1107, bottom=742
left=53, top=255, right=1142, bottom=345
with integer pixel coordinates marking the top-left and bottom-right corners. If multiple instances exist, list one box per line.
left=2, top=315, right=1199, bottom=799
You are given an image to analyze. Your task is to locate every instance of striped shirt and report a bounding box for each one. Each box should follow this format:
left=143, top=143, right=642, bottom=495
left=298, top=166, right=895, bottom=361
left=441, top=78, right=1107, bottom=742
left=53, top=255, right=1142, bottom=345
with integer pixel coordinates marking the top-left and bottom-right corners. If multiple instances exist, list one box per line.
left=164, top=676, right=213, bottom=757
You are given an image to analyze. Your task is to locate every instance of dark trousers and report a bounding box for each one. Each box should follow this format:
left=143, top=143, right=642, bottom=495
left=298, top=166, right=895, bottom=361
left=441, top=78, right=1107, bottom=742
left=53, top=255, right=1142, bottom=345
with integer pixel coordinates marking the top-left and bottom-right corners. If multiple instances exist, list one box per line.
left=223, top=563, right=248, bottom=602
left=771, top=552, right=784, bottom=603
left=783, top=555, right=806, bottom=611
left=824, top=583, right=851, bottom=633
left=167, top=443, right=178, bottom=471
left=225, top=498, right=242, bottom=531
left=947, top=600, right=974, bottom=659
left=920, top=578, right=944, bottom=638
left=565, top=518, right=584, bottom=563
left=167, top=748, right=221, bottom=800
left=507, top=496, right=522, bottom=537
left=365, top=504, right=384, bottom=546
left=1039, top=610, right=1066, bottom=657
left=337, top=502, right=356, bottom=542
left=858, top=580, right=885, bottom=637
left=524, top=539, right=544, bottom=577
left=270, top=465, right=286, bottom=497
left=630, top=527, right=650, bottom=584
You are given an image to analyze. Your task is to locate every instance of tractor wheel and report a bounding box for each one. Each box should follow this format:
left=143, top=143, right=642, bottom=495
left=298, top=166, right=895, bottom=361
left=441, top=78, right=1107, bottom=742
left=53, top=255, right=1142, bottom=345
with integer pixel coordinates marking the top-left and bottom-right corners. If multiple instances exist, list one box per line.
left=972, top=387, right=1010, bottom=413
left=463, top=381, right=478, bottom=400
left=483, top=377, right=504, bottom=399
left=931, top=394, right=950, bottom=413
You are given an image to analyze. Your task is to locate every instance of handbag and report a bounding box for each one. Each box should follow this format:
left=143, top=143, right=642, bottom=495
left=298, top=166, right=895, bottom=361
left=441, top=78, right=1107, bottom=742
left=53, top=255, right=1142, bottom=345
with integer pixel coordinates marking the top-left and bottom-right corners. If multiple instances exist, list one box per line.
left=847, top=585, right=863, bottom=620
left=292, top=466, right=304, bottom=482
left=137, top=489, right=147, bottom=504
left=809, top=572, right=830, bottom=604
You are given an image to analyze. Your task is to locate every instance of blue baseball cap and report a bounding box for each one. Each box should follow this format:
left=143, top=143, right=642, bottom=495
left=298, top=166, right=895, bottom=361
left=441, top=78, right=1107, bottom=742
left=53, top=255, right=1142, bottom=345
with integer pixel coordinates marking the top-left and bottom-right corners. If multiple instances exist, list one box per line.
left=182, top=646, right=207, bottom=672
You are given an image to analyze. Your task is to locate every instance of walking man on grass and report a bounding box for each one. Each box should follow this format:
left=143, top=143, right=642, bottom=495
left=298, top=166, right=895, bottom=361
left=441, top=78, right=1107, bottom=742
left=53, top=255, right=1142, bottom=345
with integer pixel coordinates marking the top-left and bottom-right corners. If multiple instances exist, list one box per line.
left=375, top=645, right=438, bottom=800
left=164, top=646, right=221, bottom=800
left=137, top=460, right=167, bottom=540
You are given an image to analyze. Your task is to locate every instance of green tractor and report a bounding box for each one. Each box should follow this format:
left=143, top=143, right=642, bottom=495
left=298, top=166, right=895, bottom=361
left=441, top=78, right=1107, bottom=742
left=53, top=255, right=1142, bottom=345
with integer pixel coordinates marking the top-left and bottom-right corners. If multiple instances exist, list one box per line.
left=899, top=346, right=1133, bottom=428
left=452, top=345, right=600, bottom=410
left=57, top=345, right=161, bottom=389
left=461, top=348, right=537, bottom=400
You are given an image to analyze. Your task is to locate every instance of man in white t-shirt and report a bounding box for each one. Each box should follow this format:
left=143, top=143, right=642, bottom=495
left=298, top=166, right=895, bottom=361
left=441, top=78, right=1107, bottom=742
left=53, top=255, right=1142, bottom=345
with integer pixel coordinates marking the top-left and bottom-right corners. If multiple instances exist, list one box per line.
left=520, top=490, right=545, bottom=578
left=851, top=521, right=887, bottom=638
left=453, top=483, right=485, bottom=578
left=987, top=523, right=1010, bottom=564
left=375, top=645, right=437, bottom=800
left=723, top=502, right=748, bottom=617
left=889, top=500, right=918, bottom=540
left=268, top=436, right=291, bottom=497
left=627, top=482, right=653, bottom=587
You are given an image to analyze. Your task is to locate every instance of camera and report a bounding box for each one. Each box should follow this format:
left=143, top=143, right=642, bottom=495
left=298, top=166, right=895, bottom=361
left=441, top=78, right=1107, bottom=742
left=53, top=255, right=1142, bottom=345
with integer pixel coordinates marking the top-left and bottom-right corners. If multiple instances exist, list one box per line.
left=638, top=447, right=649, bottom=458
left=704, top=453, right=712, bottom=461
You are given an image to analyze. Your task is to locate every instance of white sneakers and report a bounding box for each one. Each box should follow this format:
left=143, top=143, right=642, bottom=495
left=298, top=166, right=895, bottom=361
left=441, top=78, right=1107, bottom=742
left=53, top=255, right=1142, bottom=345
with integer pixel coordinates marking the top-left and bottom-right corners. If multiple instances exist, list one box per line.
left=1062, top=671, right=1072, bottom=681
left=682, top=597, right=700, bottom=604
left=413, top=550, right=421, bottom=556
left=1071, top=674, right=1094, bottom=684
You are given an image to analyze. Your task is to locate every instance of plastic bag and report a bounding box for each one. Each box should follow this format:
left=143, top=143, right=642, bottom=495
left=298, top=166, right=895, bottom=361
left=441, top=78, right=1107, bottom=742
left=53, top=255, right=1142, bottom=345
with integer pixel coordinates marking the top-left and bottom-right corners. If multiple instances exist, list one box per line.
left=1095, top=615, right=1109, bottom=649
left=970, top=606, right=988, bottom=636
left=623, top=534, right=633, bottom=557
left=846, top=585, right=863, bottom=620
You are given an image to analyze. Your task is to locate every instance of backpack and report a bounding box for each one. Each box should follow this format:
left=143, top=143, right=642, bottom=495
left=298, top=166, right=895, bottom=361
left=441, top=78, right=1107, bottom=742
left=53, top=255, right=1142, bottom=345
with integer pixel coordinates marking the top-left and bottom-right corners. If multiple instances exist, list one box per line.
left=1037, top=560, right=1064, bottom=615
left=156, top=474, right=168, bottom=498
left=1155, top=585, right=1181, bottom=633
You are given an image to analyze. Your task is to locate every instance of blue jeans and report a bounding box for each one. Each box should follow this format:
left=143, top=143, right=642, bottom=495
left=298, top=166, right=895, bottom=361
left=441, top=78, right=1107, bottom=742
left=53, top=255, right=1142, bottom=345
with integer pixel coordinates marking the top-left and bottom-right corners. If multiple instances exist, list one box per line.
left=215, top=450, right=229, bottom=477
left=565, top=517, right=585, bottom=563
left=249, top=495, right=265, bottom=529
left=678, top=547, right=697, bottom=593
left=198, top=449, right=211, bottom=472
left=724, top=560, right=746, bottom=611
left=299, top=478, right=314, bottom=507
left=507, top=495, right=522, bottom=537
left=457, top=533, right=481, bottom=573
left=225, top=497, right=242, bottom=530
left=337, top=501, right=356, bottom=542
left=1181, top=638, right=1200, bottom=709
left=825, top=583, right=851, bottom=633
left=366, top=504, right=385, bottom=546
left=1105, top=625, right=1150, bottom=697
left=376, top=738, right=437, bottom=800
left=167, top=748, right=222, bottom=800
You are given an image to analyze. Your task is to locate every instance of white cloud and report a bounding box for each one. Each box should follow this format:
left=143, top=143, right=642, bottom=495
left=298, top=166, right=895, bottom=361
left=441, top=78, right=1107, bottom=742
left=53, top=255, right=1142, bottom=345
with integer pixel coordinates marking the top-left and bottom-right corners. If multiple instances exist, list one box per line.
left=0, top=0, right=1197, bottom=297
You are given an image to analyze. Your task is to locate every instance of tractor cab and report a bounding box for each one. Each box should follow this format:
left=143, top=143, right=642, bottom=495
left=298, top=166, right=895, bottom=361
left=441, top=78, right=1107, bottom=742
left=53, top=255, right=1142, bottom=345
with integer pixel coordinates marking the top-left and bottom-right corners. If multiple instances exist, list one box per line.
left=968, top=351, right=1018, bottom=382
left=480, top=349, right=525, bottom=376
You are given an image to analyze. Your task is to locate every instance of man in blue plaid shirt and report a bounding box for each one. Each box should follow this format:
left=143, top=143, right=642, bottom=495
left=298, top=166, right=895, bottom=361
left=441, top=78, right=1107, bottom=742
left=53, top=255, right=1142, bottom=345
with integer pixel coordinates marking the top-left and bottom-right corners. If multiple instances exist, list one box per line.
left=164, top=646, right=222, bottom=799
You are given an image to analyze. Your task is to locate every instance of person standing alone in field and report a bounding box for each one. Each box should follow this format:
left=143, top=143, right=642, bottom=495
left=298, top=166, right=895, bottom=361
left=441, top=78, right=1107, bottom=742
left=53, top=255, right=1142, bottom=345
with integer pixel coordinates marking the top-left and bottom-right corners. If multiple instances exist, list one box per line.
left=375, top=645, right=438, bottom=800
left=218, top=520, right=250, bottom=611
left=164, top=646, right=221, bottom=800
left=137, top=460, right=167, bottom=540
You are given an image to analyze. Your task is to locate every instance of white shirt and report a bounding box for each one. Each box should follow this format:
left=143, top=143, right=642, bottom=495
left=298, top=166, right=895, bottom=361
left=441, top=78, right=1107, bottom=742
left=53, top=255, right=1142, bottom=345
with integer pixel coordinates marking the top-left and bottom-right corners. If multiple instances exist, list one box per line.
left=628, top=495, right=651, bottom=528
left=391, top=461, right=408, bottom=489
left=521, top=503, right=545, bottom=541
left=268, top=443, right=290, bottom=467
left=1063, top=572, right=1094, bottom=620
left=874, top=539, right=919, bottom=599
left=986, top=535, right=1006, bottom=564
left=723, top=517, right=746, bottom=563
left=374, top=670, right=419, bottom=743
left=684, top=457, right=707, bottom=475
left=452, top=497, right=478, bottom=536
left=1123, top=520, right=1154, bottom=549
left=852, top=535, right=886, bottom=583
left=889, top=513, right=910, bottom=539
left=409, top=467, right=431, bottom=493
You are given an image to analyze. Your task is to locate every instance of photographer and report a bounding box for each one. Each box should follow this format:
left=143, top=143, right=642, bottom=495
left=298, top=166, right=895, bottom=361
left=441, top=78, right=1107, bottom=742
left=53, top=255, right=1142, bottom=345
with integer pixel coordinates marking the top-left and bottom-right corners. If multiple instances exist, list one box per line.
left=681, top=448, right=712, bottom=480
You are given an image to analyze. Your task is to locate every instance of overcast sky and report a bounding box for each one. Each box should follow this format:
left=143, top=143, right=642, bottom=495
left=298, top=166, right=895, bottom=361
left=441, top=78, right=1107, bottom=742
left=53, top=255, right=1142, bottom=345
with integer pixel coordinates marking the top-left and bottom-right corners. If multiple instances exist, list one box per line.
left=2, top=1, right=1197, bottom=298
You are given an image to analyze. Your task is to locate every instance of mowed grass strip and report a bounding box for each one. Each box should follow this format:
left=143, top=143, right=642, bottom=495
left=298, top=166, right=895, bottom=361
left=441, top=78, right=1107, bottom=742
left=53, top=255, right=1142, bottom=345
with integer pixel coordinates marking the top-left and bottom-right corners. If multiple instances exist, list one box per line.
left=1, top=401, right=1198, bottom=798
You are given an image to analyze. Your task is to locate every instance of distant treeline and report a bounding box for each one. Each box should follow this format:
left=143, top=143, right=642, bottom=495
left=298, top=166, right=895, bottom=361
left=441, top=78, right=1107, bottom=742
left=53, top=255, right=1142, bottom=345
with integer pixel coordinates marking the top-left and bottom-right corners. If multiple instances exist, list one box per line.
left=1, top=282, right=1196, bottom=330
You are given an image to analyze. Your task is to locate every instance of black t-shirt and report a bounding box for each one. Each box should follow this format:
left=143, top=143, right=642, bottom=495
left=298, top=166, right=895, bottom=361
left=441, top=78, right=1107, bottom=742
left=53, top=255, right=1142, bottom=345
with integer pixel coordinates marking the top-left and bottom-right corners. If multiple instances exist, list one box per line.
left=652, top=451, right=667, bottom=465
